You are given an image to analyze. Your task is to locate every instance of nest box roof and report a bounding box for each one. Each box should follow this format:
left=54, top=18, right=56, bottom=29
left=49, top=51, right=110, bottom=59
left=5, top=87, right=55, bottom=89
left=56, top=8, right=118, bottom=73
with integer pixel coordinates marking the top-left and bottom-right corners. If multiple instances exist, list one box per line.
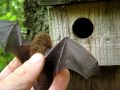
left=39, top=0, right=108, bottom=5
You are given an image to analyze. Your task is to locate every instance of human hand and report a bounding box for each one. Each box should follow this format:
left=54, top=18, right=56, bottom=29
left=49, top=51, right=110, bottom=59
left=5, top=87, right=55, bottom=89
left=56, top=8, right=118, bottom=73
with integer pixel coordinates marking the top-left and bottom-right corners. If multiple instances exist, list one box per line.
left=0, top=53, right=70, bottom=90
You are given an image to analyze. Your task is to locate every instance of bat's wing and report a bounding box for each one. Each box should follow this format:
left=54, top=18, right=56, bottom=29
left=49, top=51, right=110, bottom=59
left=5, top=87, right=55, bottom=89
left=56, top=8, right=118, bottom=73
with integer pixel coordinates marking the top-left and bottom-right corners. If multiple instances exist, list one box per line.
left=0, top=20, right=30, bottom=62
left=45, top=37, right=99, bottom=79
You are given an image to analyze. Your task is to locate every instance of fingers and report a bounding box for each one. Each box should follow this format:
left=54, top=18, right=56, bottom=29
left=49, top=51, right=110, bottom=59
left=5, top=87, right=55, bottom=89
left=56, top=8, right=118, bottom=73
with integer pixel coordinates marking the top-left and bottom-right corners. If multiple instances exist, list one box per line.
left=13, top=53, right=45, bottom=83
left=0, top=53, right=70, bottom=90
left=49, top=69, right=70, bottom=90
left=1, top=53, right=45, bottom=90
left=30, top=86, right=34, bottom=90
left=0, top=58, right=22, bottom=80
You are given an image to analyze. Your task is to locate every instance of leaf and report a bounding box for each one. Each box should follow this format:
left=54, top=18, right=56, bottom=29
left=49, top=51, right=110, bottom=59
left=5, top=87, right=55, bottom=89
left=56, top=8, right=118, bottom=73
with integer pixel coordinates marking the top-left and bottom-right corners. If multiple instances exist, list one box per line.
left=6, top=12, right=11, bottom=17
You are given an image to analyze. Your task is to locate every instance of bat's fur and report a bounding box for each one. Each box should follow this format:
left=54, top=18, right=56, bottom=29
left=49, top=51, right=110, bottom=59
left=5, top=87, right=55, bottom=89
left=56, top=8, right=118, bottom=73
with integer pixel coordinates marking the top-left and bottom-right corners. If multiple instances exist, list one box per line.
left=30, top=32, right=52, bottom=55
left=30, top=32, right=52, bottom=90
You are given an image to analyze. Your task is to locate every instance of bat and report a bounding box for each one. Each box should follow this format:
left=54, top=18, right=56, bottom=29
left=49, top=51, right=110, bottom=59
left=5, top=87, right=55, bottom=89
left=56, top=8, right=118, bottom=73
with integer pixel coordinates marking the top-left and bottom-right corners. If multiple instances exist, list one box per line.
left=0, top=20, right=99, bottom=90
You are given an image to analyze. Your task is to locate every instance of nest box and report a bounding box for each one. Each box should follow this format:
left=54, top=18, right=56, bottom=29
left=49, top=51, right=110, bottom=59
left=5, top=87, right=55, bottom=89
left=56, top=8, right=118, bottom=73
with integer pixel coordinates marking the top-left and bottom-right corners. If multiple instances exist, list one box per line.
left=39, top=0, right=120, bottom=66
left=37, top=0, right=120, bottom=89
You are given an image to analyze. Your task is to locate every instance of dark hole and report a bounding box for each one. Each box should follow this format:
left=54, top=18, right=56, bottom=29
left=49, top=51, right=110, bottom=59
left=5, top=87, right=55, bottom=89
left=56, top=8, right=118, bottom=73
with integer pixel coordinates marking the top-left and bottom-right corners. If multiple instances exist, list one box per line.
left=72, top=18, right=94, bottom=38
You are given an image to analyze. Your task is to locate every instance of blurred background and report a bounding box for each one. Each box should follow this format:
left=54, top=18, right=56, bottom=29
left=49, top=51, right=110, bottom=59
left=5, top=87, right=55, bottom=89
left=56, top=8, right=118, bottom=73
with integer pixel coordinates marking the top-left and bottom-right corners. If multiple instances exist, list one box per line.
left=0, top=0, right=25, bottom=71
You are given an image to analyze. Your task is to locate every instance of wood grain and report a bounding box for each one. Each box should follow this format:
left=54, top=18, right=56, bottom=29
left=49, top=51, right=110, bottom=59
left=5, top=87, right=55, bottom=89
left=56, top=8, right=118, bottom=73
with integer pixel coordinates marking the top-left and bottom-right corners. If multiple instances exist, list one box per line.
left=39, top=0, right=109, bottom=5
left=91, top=66, right=120, bottom=90
left=67, top=66, right=120, bottom=90
left=67, top=71, right=91, bottom=90
left=49, top=0, right=120, bottom=66
left=48, top=1, right=120, bottom=90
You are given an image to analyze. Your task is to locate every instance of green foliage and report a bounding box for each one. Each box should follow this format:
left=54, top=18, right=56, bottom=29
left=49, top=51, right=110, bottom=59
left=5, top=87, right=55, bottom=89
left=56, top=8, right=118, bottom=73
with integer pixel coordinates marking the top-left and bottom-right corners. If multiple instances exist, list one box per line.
left=0, top=0, right=26, bottom=33
left=0, top=0, right=25, bottom=71
left=0, top=47, right=13, bottom=71
left=24, top=1, right=50, bottom=40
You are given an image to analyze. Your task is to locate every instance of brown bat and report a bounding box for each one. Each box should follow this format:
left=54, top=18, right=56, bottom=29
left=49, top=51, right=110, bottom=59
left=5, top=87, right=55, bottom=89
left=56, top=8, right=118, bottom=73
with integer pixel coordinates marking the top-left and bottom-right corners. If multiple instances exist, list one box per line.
left=0, top=20, right=99, bottom=90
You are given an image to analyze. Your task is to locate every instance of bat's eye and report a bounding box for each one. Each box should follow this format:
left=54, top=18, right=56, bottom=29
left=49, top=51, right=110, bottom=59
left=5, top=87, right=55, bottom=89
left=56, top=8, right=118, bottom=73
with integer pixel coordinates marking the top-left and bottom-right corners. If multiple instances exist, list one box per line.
left=72, top=17, right=93, bottom=38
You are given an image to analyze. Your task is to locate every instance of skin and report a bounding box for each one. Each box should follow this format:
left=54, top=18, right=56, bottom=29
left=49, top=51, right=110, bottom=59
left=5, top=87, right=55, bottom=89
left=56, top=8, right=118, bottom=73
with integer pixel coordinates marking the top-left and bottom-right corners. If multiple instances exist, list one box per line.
left=0, top=53, right=70, bottom=90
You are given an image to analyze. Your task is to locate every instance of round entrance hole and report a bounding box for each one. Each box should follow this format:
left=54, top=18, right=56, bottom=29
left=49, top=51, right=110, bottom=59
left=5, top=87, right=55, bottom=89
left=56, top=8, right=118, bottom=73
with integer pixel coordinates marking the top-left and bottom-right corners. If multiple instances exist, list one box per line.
left=72, top=18, right=94, bottom=38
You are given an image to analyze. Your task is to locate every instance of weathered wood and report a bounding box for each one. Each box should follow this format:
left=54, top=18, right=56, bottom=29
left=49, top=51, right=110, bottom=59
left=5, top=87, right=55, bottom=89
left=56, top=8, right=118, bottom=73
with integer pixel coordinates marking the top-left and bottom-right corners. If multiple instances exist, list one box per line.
left=67, top=66, right=120, bottom=90
left=48, top=1, right=120, bottom=90
left=39, top=0, right=109, bottom=5
left=67, top=71, right=91, bottom=90
left=49, top=0, right=120, bottom=66
left=92, top=66, right=120, bottom=90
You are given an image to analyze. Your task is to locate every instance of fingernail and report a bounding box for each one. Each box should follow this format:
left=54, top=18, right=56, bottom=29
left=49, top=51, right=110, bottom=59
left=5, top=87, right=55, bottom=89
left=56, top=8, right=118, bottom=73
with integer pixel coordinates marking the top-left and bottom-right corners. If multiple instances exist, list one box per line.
left=28, top=53, right=44, bottom=63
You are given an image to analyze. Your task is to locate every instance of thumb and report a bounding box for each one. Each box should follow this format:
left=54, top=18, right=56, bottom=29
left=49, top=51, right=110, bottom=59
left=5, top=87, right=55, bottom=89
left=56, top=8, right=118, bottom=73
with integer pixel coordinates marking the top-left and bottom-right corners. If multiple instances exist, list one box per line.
left=1, top=53, right=45, bottom=90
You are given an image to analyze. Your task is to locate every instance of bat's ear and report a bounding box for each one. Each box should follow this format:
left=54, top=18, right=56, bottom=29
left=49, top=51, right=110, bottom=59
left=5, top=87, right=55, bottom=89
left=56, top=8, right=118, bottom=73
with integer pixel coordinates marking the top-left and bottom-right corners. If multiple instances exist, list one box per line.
left=72, top=18, right=94, bottom=38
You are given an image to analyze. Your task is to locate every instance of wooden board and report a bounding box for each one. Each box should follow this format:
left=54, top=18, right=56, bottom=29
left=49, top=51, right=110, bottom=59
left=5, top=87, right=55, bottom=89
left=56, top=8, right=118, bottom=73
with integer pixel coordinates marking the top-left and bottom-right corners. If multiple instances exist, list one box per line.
left=48, top=0, right=120, bottom=66
left=91, top=66, right=120, bottom=90
left=39, top=0, right=109, bottom=5
left=67, top=66, right=120, bottom=90
left=67, top=71, right=91, bottom=90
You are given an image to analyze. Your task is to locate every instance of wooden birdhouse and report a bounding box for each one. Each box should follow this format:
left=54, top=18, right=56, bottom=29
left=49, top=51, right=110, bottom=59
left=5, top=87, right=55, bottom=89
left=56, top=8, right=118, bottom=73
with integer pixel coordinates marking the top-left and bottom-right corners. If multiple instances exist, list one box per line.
left=39, top=0, right=120, bottom=89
